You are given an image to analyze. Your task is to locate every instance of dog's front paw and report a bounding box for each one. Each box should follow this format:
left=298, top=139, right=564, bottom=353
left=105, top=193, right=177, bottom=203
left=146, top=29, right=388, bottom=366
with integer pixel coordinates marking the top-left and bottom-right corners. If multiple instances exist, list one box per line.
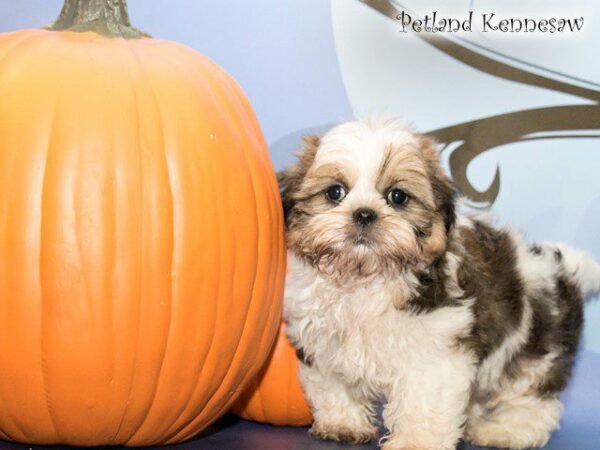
left=382, top=447, right=439, bottom=450
left=381, top=444, right=451, bottom=450
left=381, top=447, right=432, bottom=450
left=380, top=434, right=456, bottom=450
left=309, top=421, right=377, bottom=444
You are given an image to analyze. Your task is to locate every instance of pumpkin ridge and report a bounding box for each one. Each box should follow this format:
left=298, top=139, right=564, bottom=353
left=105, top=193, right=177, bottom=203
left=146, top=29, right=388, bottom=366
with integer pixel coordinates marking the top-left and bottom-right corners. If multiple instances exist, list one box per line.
left=119, top=51, right=152, bottom=444
left=208, top=60, right=284, bottom=285
left=73, top=52, right=127, bottom=438
left=176, top=142, right=282, bottom=441
left=0, top=395, right=28, bottom=441
left=27, top=39, right=69, bottom=440
left=175, top=281, right=282, bottom=444
left=38, top=87, right=62, bottom=444
left=122, top=74, right=148, bottom=445
left=213, top=59, right=288, bottom=428
left=225, top=70, right=285, bottom=300
left=116, top=41, right=176, bottom=444
left=227, top=73, right=287, bottom=397
left=126, top=50, right=233, bottom=444
left=104, top=41, right=158, bottom=445
left=163, top=165, right=225, bottom=442
left=160, top=71, right=261, bottom=444
left=164, top=57, right=277, bottom=443
left=110, top=74, right=142, bottom=445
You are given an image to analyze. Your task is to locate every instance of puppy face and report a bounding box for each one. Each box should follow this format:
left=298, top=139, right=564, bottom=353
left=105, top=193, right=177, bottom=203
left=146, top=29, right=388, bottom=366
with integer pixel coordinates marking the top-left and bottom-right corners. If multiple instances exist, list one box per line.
left=280, top=118, right=457, bottom=280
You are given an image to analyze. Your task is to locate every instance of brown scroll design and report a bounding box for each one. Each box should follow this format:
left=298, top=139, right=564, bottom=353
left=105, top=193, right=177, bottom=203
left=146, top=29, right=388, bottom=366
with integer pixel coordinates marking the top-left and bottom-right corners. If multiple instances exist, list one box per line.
left=359, top=0, right=600, bottom=204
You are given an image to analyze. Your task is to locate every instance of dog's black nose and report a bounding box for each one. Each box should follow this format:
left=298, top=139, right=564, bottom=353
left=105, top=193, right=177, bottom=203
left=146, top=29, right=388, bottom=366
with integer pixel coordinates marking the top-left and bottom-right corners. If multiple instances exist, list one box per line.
left=353, top=208, right=378, bottom=227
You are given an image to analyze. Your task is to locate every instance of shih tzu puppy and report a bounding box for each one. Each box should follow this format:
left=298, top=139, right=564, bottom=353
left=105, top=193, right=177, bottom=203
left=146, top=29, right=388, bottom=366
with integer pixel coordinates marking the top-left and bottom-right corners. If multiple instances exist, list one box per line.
left=279, top=117, right=600, bottom=450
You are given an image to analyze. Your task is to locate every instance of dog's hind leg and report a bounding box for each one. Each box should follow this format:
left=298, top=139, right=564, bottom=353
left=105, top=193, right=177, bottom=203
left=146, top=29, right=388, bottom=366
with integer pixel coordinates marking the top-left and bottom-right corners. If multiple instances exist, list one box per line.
left=466, top=393, right=562, bottom=450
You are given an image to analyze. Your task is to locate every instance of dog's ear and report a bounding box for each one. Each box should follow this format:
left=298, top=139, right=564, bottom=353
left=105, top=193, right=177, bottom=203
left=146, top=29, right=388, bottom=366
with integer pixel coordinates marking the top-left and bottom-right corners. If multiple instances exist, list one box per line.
left=278, top=135, right=320, bottom=226
left=277, top=169, right=295, bottom=225
left=420, top=136, right=458, bottom=232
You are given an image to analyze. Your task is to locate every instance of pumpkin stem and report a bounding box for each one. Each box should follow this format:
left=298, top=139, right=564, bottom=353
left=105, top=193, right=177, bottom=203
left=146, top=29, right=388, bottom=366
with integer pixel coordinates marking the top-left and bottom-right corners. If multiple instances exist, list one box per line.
left=47, top=0, right=150, bottom=39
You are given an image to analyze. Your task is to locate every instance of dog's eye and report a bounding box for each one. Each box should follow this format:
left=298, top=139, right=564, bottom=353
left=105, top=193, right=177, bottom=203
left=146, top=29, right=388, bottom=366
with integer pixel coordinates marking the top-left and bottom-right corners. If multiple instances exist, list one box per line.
left=325, top=185, right=347, bottom=202
left=387, top=188, right=408, bottom=206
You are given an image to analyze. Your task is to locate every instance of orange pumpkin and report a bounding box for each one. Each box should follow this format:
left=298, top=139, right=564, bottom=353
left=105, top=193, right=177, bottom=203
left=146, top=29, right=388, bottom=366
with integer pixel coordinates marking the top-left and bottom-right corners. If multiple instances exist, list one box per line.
left=0, top=0, right=285, bottom=446
left=232, top=322, right=312, bottom=426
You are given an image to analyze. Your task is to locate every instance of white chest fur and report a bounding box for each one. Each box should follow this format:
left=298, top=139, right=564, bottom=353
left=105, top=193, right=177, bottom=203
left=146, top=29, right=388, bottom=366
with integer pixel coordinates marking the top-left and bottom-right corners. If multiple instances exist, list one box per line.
left=283, top=254, right=475, bottom=401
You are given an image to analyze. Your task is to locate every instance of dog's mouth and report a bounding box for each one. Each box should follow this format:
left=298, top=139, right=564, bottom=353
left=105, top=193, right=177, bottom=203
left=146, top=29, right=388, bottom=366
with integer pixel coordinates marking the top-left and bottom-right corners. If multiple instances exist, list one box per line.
left=352, top=232, right=375, bottom=247
left=347, top=224, right=380, bottom=248
left=354, top=236, right=370, bottom=246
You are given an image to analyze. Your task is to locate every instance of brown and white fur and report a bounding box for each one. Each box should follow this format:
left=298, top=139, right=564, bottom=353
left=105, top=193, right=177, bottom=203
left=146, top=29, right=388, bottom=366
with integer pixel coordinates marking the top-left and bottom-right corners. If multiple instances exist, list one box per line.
left=279, top=117, right=600, bottom=450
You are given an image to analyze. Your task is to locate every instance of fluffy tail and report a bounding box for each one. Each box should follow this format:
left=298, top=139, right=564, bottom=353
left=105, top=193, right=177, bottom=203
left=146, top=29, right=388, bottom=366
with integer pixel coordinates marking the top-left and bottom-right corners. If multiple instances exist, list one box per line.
left=553, top=243, right=600, bottom=301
